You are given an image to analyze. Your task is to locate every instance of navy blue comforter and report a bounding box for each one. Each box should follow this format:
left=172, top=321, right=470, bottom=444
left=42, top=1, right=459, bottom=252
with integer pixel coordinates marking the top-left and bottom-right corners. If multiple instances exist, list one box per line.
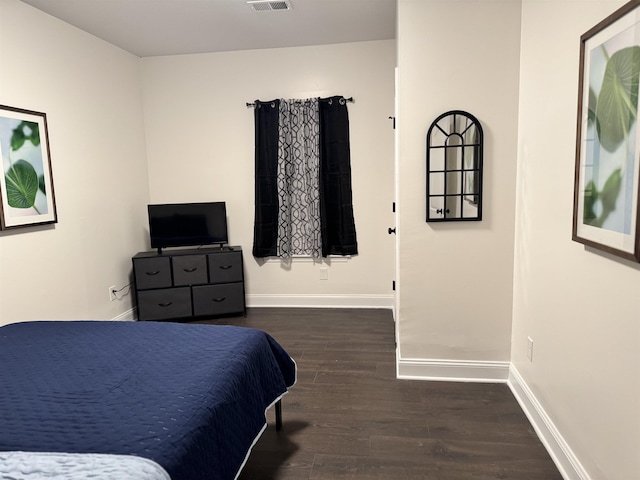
left=0, top=321, right=296, bottom=480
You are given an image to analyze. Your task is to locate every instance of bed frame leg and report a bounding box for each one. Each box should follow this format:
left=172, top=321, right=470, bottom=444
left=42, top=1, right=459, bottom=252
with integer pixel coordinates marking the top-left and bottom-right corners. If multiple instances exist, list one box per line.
left=275, top=399, right=282, bottom=431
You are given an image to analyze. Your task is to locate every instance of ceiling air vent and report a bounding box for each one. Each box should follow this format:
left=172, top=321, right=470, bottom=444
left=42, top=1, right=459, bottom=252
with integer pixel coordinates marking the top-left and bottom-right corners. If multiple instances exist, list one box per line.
left=247, top=1, right=292, bottom=12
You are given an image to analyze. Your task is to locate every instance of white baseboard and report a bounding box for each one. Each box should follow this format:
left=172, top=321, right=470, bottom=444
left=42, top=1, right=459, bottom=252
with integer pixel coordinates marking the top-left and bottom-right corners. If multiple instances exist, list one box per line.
left=507, top=365, right=589, bottom=480
left=246, top=293, right=394, bottom=309
left=120, top=297, right=392, bottom=321
left=396, top=357, right=510, bottom=383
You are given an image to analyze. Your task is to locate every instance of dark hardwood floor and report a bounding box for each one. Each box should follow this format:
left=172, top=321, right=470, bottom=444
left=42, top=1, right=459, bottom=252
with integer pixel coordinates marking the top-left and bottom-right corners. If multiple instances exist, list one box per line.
left=197, top=308, right=563, bottom=480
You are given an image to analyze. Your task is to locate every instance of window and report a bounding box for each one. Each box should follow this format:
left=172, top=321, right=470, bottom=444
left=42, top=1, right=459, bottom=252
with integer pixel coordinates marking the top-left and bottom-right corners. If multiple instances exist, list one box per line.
left=252, top=96, right=358, bottom=258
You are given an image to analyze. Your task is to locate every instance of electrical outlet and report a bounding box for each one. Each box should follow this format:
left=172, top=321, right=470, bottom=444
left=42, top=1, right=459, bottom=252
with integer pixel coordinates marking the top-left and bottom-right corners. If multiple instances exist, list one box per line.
left=108, top=285, right=117, bottom=302
left=320, top=267, right=329, bottom=280
left=527, top=336, right=534, bottom=362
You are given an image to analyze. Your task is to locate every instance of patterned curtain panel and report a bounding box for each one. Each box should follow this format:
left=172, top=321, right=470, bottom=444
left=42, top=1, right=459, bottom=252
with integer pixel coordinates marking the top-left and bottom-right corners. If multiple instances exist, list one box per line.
left=277, top=98, right=322, bottom=258
left=252, top=96, right=358, bottom=259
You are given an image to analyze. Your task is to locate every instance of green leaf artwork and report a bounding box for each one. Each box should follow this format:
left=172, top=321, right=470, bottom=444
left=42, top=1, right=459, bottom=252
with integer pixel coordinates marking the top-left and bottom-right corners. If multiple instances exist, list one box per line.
left=584, top=44, right=640, bottom=229
left=588, top=87, right=597, bottom=127
left=583, top=180, right=598, bottom=222
left=595, top=46, right=640, bottom=153
left=38, top=174, right=46, bottom=195
left=3, top=120, right=44, bottom=213
left=584, top=169, right=622, bottom=227
left=5, top=160, right=41, bottom=213
left=10, top=121, right=40, bottom=151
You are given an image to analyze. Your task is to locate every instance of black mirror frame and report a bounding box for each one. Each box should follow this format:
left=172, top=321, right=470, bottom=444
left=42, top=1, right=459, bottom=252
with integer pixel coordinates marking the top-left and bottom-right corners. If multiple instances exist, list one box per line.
left=426, top=110, right=484, bottom=222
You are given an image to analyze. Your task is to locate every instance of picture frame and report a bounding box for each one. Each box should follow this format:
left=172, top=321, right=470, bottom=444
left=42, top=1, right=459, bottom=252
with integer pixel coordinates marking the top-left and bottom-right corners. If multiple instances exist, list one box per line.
left=0, top=105, right=57, bottom=230
left=572, top=0, right=640, bottom=262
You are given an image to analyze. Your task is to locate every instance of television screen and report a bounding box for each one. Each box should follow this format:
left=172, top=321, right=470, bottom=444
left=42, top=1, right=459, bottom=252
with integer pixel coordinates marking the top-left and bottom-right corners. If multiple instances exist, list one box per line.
left=148, top=202, right=228, bottom=251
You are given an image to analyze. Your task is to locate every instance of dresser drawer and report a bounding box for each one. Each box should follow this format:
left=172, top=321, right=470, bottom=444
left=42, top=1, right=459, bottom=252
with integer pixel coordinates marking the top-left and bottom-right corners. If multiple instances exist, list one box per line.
left=208, top=251, right=243, bottom=283
left=192, top=283, right=244, bottom=317
left=132, top=247, right=246, bottom=322
left=172, top=254, right=208, bottom=286
left=133, top=257, right=172, bottom=290
left=137, top=288, right=192, bottom=321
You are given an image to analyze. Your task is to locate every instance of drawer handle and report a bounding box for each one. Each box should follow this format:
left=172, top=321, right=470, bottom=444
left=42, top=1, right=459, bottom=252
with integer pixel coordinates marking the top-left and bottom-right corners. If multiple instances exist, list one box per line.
left=146, top=271, right=160, bottom=276
left=219, top=265, right=232, bottom=270
left=212, top=297, right=226, bottom=303
left=158, top=302, right=173, bottom=307
left=183, top=267, right=198, bottom=273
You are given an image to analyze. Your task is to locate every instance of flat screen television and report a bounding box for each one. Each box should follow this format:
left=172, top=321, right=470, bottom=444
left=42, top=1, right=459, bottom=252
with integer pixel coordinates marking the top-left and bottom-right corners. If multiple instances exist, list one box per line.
left=148, top=202, right=228, bottom=253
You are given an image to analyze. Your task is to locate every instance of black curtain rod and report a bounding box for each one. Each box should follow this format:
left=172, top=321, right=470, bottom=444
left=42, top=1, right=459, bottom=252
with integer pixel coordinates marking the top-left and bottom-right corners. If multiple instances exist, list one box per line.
left=246, top=97, right=354, bottom=108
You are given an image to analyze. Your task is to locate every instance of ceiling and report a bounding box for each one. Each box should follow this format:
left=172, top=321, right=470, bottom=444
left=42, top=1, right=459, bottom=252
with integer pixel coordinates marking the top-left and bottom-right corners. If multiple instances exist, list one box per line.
left=19, top=0, right=397, bottom=58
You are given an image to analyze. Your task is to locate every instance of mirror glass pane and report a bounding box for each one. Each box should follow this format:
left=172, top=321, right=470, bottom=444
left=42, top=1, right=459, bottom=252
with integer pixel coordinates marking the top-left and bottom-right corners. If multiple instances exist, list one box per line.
left=445, top=196, right=461, bottom=218
left=428, top=197, right=445, bottom=219
left=463, top=196, right=480, bottom=218
left=431, top=123, right=448, bottom=146
left=429, top=172, right=445, bottom=195
left=464, top=193, right=479, bottom=206
left=445, top=146, right=462, bottom=171
left=463, top=146, right=476, bottom=169
left=464, top=171, right=478, bottom=194
left=456, top=115, right=470, bottom=135
left=447, top=133, right=462, bottom=146
left=430, top=148, right=445, bottom=171
left=463, top=124, right=478, bottom=144
left=446, top=171, right=461, bottom=195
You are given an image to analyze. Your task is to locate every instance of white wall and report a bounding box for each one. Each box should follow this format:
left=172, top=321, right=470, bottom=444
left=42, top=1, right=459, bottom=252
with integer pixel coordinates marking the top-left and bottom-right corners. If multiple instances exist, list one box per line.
left=396, top=0, right=521, bottom=370
left=140, top=41, right=396, bottom=306
left=0, top=0, right=149, bottom=324
left=512, top=1, right=640, bottom=478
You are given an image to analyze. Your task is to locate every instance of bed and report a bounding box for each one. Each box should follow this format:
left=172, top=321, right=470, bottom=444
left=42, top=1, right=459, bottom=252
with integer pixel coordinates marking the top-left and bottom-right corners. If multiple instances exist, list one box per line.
left=0, top=320, right=296, bottom=480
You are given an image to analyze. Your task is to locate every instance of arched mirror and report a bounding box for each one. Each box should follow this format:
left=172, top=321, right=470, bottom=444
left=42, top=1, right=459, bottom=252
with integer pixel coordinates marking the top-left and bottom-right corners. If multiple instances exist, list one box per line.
left=426, top=110, right=483, bottom=222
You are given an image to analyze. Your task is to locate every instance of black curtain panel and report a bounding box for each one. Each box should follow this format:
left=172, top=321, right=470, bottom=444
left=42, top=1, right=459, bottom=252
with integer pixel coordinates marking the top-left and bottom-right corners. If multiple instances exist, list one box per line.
left=252, top=100, right=280, bottom=258
left=319, top=96, right=358, bottom=257
left=252, top=96, right=357, bottom=258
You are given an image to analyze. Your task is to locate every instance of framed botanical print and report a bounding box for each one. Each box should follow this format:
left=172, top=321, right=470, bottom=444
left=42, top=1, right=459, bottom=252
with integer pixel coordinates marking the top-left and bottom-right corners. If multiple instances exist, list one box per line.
left=0, top=105, right=57, bottom=230
left=573, top=0, right=640, bottom=262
